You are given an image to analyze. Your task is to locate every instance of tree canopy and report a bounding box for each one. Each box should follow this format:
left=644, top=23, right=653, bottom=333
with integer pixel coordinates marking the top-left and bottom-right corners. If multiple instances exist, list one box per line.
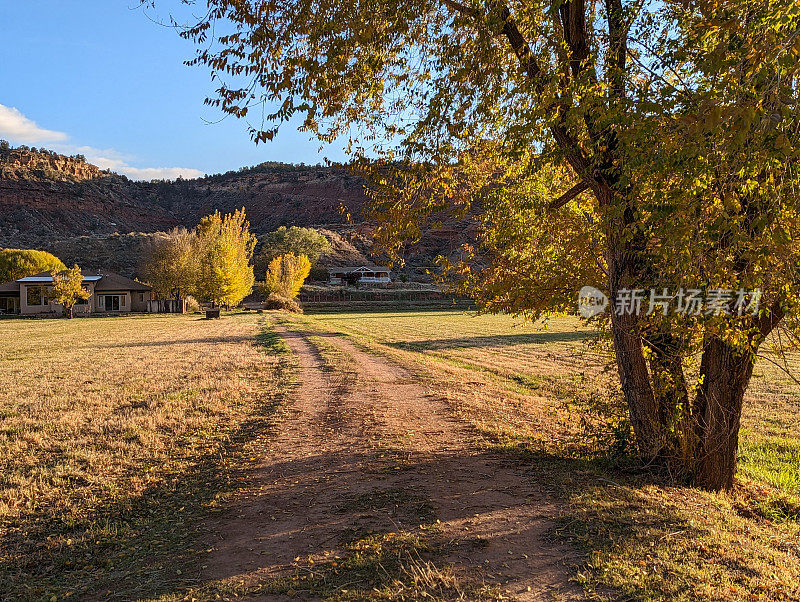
left=177, top=0, right=800, bottom=489
left=0, top=249, right=65, bottom=283
left=261, top=253, right=312, bottom=300
left=140, top=228, right=199, bottom=300
left=195, top=208, right=257, bottom=307
left=256, top=226, right=330, bottom=277
left=141, top=211, right=257, bottom=308
left=48, top=264, right=90, bottom=319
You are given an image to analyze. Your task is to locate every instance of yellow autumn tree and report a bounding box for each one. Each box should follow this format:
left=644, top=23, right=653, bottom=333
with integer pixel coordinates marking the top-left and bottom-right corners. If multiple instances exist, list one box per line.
left=262, top=253, right=311, bottom=299
left=0, top=248, right=65, bottom=283
left=48, top=264, right=90, bottom=319
left=195, top=208, right=256, bottom=308
left=140, top=228, right=199, bottom=301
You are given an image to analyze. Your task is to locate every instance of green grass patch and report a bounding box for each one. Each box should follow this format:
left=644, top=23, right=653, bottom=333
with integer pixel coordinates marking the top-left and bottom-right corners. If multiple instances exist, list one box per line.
left=740, top=433, right=800, bottom=497
left=256, top=325, right=291, bottom=355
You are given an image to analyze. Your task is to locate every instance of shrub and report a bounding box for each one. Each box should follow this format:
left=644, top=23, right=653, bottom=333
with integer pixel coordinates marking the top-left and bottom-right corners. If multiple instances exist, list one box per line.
left=184, top=295, right=201, bottom=313
left=263, top=293, right=303, bottom=313
left=309, top=265, right=329, bottom=281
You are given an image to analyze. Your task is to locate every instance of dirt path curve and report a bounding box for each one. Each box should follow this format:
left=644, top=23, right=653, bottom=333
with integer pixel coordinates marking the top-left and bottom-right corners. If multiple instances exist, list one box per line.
left=201, top=322, right=583, bottom=600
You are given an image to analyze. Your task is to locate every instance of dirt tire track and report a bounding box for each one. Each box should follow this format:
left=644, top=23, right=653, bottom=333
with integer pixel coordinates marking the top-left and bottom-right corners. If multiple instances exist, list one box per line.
left=201, top=321, right=583, bottom=600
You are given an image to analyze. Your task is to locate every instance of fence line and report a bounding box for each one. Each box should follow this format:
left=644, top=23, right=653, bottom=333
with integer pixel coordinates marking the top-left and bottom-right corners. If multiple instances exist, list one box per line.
left=299, top=290, right=467, bottom=304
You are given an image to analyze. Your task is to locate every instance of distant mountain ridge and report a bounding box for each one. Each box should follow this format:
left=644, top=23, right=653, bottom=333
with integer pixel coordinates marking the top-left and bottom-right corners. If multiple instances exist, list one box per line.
left=0, top=144, right=368, bottom=247
left=0, top=145, right=468, bottom=281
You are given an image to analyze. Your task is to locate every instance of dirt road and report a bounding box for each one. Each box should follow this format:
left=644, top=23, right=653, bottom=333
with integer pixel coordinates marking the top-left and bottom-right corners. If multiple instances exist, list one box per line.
left=201, top=321, right=582, bottom=600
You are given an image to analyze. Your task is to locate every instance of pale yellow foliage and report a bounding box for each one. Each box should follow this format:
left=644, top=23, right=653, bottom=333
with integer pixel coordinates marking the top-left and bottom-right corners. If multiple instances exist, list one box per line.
left=140, top=228, right=198, bottom=300
left=262, top=253, right=311, bottom=299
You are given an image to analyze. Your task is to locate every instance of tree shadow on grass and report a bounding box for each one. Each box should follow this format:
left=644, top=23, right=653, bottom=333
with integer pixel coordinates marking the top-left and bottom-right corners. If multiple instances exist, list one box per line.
left=499, top=444, right=800, bottom=601
left=387, top=331, right=594, bottom=351
left=0, top=421, right=705, bottom=601
left=2, top=447, right=576, bottom=600
left=165, top=439, right=743, bottom=602
left=87, top=335, right=257, bottom=349
left=148, top=445, right=587, bottom=600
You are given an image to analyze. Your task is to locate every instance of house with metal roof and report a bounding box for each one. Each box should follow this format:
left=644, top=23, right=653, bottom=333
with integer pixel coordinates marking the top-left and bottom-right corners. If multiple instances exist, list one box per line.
left=0, top=269, right=152, bottom=316
left=328, top=265, right=391, bottom=285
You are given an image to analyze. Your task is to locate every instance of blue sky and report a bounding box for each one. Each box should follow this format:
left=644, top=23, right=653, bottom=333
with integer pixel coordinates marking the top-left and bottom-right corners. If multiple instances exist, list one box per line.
left=0, top=1, right=346, bottom=180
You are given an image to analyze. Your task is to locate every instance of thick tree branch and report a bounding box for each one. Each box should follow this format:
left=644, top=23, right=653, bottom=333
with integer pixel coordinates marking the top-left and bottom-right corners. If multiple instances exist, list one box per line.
left=605, top=0, right=628, bottom=97
left=557, top=0, right=605, bottom=149
left=559, top=0, right=592, bottom=79
left=757, top=298, right=785, bottom=338
left=492, top=4, right=592, bottom=180
left=440, top=1, right=600, bottom=190
left=549, top=179, right=590, bottom=209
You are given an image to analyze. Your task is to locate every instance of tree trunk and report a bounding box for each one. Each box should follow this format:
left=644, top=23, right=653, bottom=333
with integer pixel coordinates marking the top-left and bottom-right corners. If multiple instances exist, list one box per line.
left=692, top=337, right=756, bottom=490
left=588, top=157, right=778, bottom=491
left=601, top=185, right=663, bottom=458
left=647, top=334, right=693, bottom=471
left=609, top=310, right=662, bottom=456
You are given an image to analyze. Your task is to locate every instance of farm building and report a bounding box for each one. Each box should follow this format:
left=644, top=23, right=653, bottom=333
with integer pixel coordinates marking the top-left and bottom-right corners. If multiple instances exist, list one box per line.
left=329, top=265, right=391, bottom=285
left=0, top=269, right=152, bottom=316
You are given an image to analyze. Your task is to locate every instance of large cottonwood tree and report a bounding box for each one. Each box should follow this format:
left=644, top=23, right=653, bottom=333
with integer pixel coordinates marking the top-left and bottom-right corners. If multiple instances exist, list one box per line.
left=171, top=0, right=800, bottom=489
left=140, top=228, right=199, bottom=301
left=0, top=249, right=65, bottom=283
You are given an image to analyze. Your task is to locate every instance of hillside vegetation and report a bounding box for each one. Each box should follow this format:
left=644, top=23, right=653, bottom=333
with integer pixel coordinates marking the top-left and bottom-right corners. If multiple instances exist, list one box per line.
left=0, top=145, right=461, bottom=280
left=0, top=145, right=366, bottom=248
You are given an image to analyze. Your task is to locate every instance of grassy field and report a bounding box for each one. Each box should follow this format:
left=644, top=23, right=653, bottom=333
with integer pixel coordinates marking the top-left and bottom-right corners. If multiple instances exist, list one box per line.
left=2, top=308, right=799, bottom=600
left=304, top=309, right=800, bottom=601
left=0, top=312, right=290, bottom=600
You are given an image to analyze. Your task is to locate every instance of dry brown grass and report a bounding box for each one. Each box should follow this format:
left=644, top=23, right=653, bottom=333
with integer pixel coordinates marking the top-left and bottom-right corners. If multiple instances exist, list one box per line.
left=0, top=312, right=289, bottom=600
left=4, top=306, right=799, bottom=600
left=307, top=311, right=622, bottom=455
left=305, top=309, right=800, bottom=601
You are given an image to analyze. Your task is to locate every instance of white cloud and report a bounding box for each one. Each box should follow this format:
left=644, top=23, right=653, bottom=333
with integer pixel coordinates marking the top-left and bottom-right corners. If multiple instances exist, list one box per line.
left=62, top=145, right=205, bottom=181
left=88, top=154, right=205, bottom=181
left=116, top=165, right=206, bottom=181
left=0, top=104, right=204, bottom=181
left=0, top=104, right=68, bottom=143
